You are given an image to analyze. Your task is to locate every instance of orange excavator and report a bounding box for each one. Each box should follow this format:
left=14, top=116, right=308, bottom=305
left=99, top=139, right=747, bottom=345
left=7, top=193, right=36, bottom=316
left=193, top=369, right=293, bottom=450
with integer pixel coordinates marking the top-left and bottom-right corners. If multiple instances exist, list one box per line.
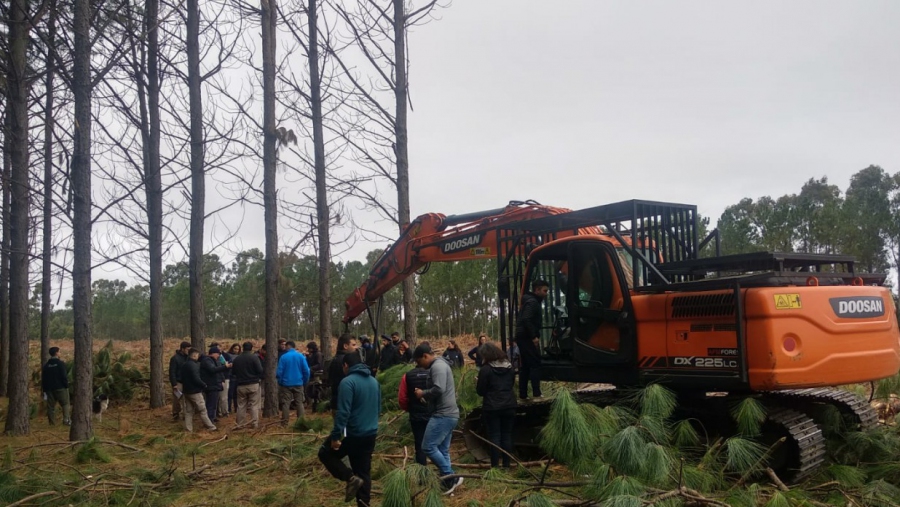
left=344, top=199, right=900, bottom=481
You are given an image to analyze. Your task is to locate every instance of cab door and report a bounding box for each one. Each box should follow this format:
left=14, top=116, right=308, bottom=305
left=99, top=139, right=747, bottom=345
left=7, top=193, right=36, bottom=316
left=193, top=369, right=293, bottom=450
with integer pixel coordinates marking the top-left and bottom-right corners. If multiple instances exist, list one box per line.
left=567, top=241, right=636, bottom=367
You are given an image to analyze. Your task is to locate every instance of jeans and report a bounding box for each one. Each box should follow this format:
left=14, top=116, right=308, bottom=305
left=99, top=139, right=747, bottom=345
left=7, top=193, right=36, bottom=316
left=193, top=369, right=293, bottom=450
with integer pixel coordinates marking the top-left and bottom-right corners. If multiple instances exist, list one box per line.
left=204, top=390, right=220, bottom=422
left=422, top=416, right=458, bottom=476
left=484, top=408, right=516, bottom=467
left=410, top=418, right=429, bottom=466
left=318, top=435, right=376, bottom=507
left=519, top=363, right=541, bottom=398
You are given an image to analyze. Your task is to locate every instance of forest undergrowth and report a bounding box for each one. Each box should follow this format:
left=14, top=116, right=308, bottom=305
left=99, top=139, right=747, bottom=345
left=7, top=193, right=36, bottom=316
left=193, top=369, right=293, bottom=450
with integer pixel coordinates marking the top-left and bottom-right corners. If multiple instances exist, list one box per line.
left=1, top=338, right=899, bottom=506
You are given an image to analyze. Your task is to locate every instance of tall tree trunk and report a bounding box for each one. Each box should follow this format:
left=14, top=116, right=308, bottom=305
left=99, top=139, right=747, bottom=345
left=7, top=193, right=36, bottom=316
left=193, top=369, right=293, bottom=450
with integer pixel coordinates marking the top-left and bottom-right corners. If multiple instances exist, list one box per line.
left=308, top=0, right=331, bottom=360
left=261, top=0, right=279, bottom=416
left=143, top=0, right=165, bottom=408
left=0, top=112, right=10, bottom=397
left=4, top=0, right=30, bottom=434
left=40, top=2, right=57, bottom=366
left=393, top=0, right=416, bottom=345
left=69, top=0, right=94, bottom=441
left=187, top=0, right=206, bottom=352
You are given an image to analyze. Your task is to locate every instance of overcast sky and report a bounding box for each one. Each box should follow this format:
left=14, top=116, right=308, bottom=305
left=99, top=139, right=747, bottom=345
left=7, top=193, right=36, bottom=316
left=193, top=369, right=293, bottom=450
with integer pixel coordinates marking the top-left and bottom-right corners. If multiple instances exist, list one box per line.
left=91, top=0, right=900, bottom=288
left=400, top=0, right=899, bottom=222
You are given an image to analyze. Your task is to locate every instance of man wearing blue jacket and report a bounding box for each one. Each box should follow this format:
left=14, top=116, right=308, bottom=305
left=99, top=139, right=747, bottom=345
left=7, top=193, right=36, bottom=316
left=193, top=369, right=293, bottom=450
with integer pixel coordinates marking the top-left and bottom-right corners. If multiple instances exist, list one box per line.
left=276, top=341, right=310, bottom=426
left=318, top=351, right=380, bottom=507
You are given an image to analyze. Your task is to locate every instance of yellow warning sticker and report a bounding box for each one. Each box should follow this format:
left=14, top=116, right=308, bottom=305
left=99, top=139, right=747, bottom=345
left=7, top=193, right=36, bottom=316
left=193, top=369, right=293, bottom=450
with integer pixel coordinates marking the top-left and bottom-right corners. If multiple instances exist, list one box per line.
left=470, top=247, right=491, bottom=256
left=774, top=294, right=802, bottom=310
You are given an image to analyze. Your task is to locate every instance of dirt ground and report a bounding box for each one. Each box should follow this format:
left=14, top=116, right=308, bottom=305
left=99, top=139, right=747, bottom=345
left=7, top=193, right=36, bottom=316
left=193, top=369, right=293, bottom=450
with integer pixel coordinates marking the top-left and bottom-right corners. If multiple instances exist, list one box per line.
left=1, top=335, right=553, bottom=507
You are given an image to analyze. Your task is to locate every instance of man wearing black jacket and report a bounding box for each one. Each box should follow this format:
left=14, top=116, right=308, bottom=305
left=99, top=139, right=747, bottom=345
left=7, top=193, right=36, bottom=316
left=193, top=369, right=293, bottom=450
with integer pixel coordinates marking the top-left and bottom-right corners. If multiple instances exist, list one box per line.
left=168, top=341, right=191, bottom=421
left=378, top=335, right=399, bottom=372
left=232, top=341, right=264, bottom=429
left=179, top=349, right=217, bottom=432
left=200, top=347, right=231, bottom=424
left=515, top=279, right=549, bottom=399
left=42, top=347, right=70, bottom=425
left=329, top=334, right=358, bottom=413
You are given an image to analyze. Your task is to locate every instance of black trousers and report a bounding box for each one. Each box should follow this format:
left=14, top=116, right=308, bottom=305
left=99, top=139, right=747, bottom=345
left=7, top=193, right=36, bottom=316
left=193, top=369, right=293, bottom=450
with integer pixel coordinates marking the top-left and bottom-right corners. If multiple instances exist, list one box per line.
left=483, top=408, right=516, bottom=467
left=318, top=435, right=376, bottom=507
left=203, top=390, right=220, bottom=422
left=410, top=418, right=429, bottom=466
left=519, top=363, right=541, bottom=398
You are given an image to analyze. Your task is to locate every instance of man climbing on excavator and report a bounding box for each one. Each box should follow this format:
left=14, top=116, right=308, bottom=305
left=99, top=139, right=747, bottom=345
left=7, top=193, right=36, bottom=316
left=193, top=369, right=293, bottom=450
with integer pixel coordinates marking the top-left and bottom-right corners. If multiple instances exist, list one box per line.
left=516, top=279, right=549, bottom=400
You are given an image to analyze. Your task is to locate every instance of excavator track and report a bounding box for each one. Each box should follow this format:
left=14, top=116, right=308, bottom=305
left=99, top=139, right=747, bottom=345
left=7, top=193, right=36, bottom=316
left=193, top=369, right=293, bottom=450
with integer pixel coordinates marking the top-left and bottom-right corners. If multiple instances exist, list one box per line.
left=762, top=406, right=826, bottom=483
left=764, top=387, right=878, bottom=431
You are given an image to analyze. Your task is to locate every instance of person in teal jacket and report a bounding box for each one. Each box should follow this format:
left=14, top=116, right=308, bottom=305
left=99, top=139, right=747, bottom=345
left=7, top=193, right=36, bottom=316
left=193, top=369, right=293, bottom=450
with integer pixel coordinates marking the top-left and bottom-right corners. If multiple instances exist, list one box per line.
left=276, top=341, right=310, bottom=426
left=318, top=351, right=380, bottom=507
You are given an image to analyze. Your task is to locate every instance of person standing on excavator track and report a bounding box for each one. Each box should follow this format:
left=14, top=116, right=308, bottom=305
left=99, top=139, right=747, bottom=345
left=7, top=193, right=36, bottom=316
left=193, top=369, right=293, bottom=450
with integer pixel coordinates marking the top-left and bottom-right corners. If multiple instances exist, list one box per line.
left=515, top=279, right=549, bottom=400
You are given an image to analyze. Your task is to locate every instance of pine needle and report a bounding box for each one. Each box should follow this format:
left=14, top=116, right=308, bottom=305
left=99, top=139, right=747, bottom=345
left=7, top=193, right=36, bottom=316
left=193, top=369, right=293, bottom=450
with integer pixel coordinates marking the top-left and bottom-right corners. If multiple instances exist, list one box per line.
left=637, top=414, right=670, bottom=443
left=636, top=384, right=677, bottom=419
left=601, top=425, right=647, bottom=476
left=604, top=495, right=643, bottom=507
left=672, top=419, right=700, bottom=448
left=682, top=465, right=722, bottom=493
left=642, top=443, right=674, bottom=485
left=764, top=491, right=791, bottom=507
left=538, top=390, right=598, bottom=464
left=523, top=492, right=556, bottom=507
left=730, top=398, right=766, bottom=437
left=598, top=476, right=645, bottom=500
left=422, top=488, right=444, bottom=507
left=381, top=468, right=412, bottom=507
left=826, top=464, right=867, bottom=488
left=724, top=437, right=766, bottom=474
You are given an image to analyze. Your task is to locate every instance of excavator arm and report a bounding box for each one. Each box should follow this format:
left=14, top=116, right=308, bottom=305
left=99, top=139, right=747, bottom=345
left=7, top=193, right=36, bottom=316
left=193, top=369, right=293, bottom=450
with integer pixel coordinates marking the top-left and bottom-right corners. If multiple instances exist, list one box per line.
left=343, top=200, right=598, bottom=325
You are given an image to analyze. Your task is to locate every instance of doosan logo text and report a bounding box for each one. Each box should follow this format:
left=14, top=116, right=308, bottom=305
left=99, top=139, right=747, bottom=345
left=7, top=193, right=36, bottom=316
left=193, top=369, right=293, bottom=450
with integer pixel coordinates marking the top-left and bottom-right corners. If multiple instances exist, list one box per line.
left=829, top=297, right=885, bottom=319
left=442, top=234, right=482, bottom=253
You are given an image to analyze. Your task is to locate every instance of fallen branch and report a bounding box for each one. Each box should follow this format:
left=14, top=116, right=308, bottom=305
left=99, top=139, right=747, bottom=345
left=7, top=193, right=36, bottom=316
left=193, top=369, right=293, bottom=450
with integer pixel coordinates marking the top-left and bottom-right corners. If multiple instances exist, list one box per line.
left=438, top=473, right=589, bottom=488
left=455, top=460, right=549, bottom=470
left=199, top=435, right=229, bottom=448
left=766, top=467, right=789, bottom=492
left=266, top=451, right=290, bottom=463
left=7, top=490, right=59, bottom=507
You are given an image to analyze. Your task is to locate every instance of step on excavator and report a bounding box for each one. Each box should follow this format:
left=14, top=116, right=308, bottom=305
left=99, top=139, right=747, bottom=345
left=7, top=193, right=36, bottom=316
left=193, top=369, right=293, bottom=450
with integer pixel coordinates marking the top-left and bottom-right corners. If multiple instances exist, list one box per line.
left=343, top=199, right=900, bottom=481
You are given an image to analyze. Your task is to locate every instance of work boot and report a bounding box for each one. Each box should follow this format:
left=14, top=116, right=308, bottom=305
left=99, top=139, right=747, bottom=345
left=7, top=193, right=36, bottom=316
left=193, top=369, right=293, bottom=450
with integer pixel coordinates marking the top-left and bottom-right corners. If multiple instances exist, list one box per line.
left=345, top=475, right=364, bottom=502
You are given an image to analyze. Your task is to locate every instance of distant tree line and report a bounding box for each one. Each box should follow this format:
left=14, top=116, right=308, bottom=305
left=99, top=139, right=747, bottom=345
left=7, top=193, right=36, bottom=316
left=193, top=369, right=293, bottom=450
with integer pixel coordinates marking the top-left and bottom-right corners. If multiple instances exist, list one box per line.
left=34, top=249, right=498, bottom=343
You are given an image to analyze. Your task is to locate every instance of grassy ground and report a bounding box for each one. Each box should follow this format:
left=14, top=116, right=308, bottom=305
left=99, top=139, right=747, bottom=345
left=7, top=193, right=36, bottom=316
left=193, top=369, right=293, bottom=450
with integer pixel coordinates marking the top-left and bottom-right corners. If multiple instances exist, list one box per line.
left=1, top=336, right=564, bottom=507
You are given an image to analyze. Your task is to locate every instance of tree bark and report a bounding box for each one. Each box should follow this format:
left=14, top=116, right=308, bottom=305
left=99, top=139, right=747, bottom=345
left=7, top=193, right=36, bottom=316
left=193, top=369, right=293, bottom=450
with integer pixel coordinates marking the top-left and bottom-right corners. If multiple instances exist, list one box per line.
left=187, top=0, right=206, bottom=352
left=261, top=0, right=279, bottom=416
left=4, top=0, right=31, bottom=434
left=40, top=2, right=57, bottom=366
left=69, top=0, right=94, bottom=441
left=393, top=0, right=416, bottom=345
left=143, top=0, right=165, bottom=408
left=0, top=111, right=10, bottom=398
left=308, top=0, right=332, bottom=360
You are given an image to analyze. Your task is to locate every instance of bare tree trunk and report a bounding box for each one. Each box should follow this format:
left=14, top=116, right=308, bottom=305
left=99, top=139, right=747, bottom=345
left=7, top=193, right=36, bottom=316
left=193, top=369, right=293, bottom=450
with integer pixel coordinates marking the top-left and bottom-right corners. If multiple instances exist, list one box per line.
left=4, top=0, right=31, bottom=435
left=393, top=0, right=416, bottom=345
left=308, top=0, right=332, bottom=360
left=144, top=0, right=165, bottom=408
left=40, top=2, right=57, bottom=366
left=261, top=0, right=279, bottom=416
left=187, top=0, right=206, bottom=352
left=69, top=0, right=94, bottom=441
left=0, top=113, right=10, bottom=398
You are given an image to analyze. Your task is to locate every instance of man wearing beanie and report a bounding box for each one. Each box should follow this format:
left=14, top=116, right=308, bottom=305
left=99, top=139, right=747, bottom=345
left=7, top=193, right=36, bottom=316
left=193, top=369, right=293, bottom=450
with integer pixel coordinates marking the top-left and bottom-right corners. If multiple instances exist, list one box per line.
left=200, top=346, right=231, bottom=423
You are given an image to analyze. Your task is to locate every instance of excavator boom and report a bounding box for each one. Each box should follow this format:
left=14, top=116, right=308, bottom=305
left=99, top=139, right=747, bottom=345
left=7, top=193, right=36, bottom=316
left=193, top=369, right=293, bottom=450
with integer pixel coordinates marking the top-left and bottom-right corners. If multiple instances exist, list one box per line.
left=343, top=200, right=600, bottom=324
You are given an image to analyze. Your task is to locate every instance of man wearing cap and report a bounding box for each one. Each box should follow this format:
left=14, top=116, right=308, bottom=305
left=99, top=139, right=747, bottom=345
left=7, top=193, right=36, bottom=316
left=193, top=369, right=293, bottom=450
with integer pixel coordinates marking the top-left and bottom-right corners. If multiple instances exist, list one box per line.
left=378, top=334, right=399, bottom=372
left=200, top=346, right=232, bottom=423
left=169, top=341, right=191, bottom=421
left=42, top=346, right=71, bottom=426
left=413, top=344, right=464, bottom=495
left=277, top=340, right=310, bottom=426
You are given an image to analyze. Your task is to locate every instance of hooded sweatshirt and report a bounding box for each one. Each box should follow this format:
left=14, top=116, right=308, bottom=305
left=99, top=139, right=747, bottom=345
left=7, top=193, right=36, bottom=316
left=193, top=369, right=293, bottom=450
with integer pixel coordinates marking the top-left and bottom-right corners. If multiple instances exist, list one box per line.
left=330, top=363, right=381, bottom=440
left=42, top=357, right=68, bottom=392
left=422, top=356, right=459, bottom=419
left=476, top=359, right=518, bottom=411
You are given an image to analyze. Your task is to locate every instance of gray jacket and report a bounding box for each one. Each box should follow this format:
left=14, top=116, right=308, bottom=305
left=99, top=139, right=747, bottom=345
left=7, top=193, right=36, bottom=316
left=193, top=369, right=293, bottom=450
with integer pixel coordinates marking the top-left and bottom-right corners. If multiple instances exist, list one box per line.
left=423, top=356, right=459, bottom=418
